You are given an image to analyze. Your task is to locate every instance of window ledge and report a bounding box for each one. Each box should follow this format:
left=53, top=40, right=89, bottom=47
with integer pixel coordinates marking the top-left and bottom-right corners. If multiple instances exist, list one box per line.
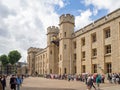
left=92, top=41, right=96, bottom=43
left=82, top=58, right=85, bottom=61
left=105, top=37, right=111, bottom=39
left=105, top=53, right=111, bottom=56
left=91, top=56, right=97, bottom=59
left=82, top=45, right=85, bottom=47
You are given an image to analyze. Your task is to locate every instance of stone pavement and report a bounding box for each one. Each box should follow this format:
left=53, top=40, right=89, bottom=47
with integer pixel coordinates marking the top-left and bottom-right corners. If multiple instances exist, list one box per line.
left=6, top=77, right=120, bottom=90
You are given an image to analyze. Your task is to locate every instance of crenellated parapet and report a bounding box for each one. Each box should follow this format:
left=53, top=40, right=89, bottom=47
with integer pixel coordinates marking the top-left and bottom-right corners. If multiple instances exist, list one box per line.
left=59, top=14, right=75, bottom=25
left=28, top=47, right=43, bottom=54
left=75, top=8, right=120, bottom=37
left=47, top=26, right=59, bottom=35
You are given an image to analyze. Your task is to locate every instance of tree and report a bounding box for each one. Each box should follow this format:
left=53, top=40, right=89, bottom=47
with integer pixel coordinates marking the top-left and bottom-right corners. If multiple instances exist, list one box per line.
left=8, top=50, right=21, bottom=65
left=0, top=54, right=9, bottom=66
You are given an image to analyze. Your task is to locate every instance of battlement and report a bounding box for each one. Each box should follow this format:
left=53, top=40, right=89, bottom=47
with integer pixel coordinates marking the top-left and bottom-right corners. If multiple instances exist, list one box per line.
left=28, top=47, right=43, bottom=54
left=47, top=26, right=59, bottom=34
left=59, top=14, right=75, bottom=25
left=75, top=8, right=120, bottom=37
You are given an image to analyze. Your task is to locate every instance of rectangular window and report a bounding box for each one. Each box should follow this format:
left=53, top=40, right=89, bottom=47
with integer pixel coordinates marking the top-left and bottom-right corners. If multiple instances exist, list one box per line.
left=81, top=37, right=85, bottom=46
left=74, top=41, right=76, bottom=49
left=93, top=64, right=97, bottom=73
left=50, top=50, right=52, bottom=54
left=92, top=48, right=97, bottom=57
left=50, top=69, right=52, bottom=73
left=82, top=65, right=86, bottom=73
left=106, top=63, right=112, bottom=73
left=64, top=32, right=66, bottom=37
left=82, top=51, right=85, bottom=58
left=74, top=66, right=76, bottom=74
left=105, top=45, right=111, bottom=54
left=104, top=28, right=110, bottom=38
left=74, top=53, right=76, bottom=61
left=64, top=68, right=67, bottom=74
left=64, top=44, right=66, bottom=49
left=91, top=33, right=96, bottom=42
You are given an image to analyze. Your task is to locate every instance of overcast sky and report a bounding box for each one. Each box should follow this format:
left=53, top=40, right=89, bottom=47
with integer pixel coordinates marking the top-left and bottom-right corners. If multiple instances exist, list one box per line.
left=0, top=0, right=120, bottom=62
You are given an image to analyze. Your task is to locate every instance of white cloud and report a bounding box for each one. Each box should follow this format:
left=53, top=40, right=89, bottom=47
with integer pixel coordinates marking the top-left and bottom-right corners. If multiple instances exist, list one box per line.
left=0, top=0, right=65, bottom=62
left=1, top=0, right=119, bottom=63
left=75, top=9, right=93, bottom=30
left=84, top=0, right=120, bottom=12
left=75, top=0, right=120, bottom=30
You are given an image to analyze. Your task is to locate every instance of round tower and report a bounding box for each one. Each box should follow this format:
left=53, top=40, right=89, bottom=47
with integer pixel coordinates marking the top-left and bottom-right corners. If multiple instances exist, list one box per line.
left=59, top=14, right=75, bottom=74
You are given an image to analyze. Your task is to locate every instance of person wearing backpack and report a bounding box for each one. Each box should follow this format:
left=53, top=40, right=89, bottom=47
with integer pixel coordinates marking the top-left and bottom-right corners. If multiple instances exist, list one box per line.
left=16, top=75, right=22, bottom=90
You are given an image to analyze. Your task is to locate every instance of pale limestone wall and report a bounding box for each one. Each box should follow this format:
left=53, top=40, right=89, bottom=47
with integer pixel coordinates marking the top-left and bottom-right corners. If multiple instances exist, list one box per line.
left=27, top=47, right=43, bottom=75
left=119, top=22, right=120, bottom=72
left=71, top=39, right=77, bottom=74
left=35, top=49, right=47, bottom=74
left=111, top=17, right=120, bottom=73
left=27, top=8, right=120, bottom=75
left=75, top=8, right=120, bottom=74
left=59, top=14, right=75, bottom=74
left=47, top=44, right=56, bottom=74
left=47, top=26, right=59, bottom=74
left=53, top=45, right=59, bottom=74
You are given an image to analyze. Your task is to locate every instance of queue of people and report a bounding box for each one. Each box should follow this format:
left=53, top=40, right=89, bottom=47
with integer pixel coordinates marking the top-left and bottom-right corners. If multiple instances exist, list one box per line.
left=0, top=74, right=23, bottom=90
left=44, top=73, right=120, bottom=90
left=107, top=73, right=120, bottom=84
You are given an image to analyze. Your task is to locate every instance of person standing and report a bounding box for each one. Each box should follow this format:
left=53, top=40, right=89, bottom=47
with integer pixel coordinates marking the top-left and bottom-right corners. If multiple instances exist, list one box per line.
left=0, top=77, right=2, bottom=90
left=86, top=74, right=96, bottom=90
left=96, top=74, right=101, bottom=90
left=10, top=75, right=17, bottom=90
left=16, top=75, right=22, bottom=90
left=1, top=75, right=6, bottom=90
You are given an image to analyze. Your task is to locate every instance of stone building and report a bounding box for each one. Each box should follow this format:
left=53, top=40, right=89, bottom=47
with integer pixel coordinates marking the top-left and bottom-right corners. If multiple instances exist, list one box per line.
left=27, top=8, right=120, bottom=75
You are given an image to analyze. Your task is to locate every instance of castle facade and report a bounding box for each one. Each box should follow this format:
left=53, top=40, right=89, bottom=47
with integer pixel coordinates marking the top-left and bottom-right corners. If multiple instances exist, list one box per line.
left=27, top=8, right=120, bottom=75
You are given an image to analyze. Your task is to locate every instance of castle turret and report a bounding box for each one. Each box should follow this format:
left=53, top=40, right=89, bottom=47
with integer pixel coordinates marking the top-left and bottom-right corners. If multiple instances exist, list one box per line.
left=59, top=14, right=75, bottom=74
left=59, top=14, right=75, bottom=39
left=47, top=26, right=59, bottom=46
left=47, top=26, right=59, bottom=74
left=59, top=14, right=74, bottom=25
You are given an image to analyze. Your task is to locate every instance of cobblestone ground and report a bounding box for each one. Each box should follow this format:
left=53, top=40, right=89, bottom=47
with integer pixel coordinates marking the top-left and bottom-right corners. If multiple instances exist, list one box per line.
left=6, top=77, right=120, bottom=90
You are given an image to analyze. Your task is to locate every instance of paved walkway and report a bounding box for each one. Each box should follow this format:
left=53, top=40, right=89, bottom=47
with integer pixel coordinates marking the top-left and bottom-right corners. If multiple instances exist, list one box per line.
left=6, top=77, right=120, bottom=90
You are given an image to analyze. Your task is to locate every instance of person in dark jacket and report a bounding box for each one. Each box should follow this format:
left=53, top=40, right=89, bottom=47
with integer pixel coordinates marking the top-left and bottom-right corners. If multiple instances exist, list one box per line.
left=1, top=75, right=6, bottom=90
left=10, top=75, right=17, bottom=90
left=0, top=76, right=2, bottom=90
